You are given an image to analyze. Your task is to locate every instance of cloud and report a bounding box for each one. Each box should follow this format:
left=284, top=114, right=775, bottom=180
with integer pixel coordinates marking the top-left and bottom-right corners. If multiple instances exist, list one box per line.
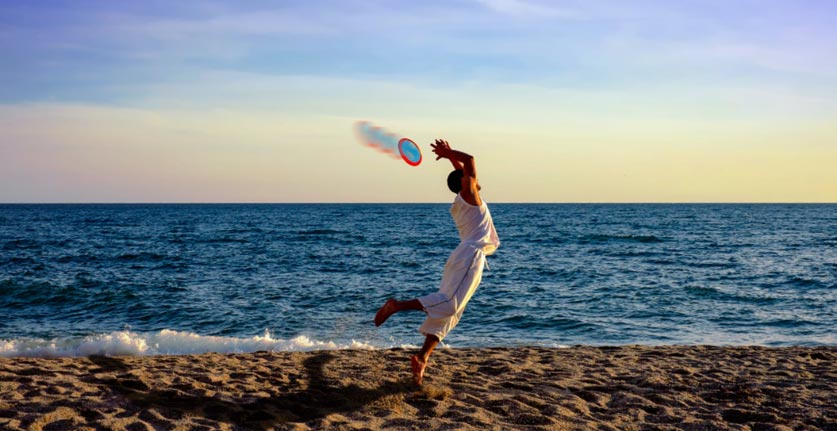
left=474, top=0, right=581, bottom=18
left=2, top=1, right=836, bottom=127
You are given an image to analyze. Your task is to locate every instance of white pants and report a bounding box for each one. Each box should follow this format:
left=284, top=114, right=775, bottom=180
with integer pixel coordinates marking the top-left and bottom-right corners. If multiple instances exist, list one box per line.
left=417, top=242, right=486, bottom=341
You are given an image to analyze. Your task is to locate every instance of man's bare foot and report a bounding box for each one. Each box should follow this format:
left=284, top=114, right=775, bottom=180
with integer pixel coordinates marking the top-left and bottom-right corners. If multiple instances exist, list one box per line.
left=411, top=355, right=427, bottom=386
left=374, top=299, right=397, bottom=327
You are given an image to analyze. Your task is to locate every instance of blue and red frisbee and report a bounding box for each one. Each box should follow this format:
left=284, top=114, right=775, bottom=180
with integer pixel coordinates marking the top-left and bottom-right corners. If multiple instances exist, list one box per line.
left=355, top=121, right=422, bottom=167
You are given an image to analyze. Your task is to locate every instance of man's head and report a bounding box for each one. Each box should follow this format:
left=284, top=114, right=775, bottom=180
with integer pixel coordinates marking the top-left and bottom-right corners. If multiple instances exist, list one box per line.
left=447, top=170, right=463, bottom=194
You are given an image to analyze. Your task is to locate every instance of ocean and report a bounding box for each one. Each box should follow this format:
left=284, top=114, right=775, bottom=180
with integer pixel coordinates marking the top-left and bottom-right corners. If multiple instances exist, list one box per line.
left=1, top=203, right=835, bottom=357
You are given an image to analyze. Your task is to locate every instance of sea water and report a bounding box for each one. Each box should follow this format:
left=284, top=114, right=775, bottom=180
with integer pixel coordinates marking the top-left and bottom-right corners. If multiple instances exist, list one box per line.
left=1, top=204, right=835, bottom=357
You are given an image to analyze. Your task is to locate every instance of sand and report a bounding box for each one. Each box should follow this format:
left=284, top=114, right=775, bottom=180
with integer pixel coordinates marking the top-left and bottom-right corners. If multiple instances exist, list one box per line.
left=0, top=346, right=834, bottom=430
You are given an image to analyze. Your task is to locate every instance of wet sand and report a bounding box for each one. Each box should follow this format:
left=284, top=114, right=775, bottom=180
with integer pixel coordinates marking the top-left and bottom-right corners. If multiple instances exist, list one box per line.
left=0, top=345, right=835, bottom=430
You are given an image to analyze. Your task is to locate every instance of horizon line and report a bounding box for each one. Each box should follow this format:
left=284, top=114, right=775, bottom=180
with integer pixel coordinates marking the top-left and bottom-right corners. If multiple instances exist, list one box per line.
left=1, top=201, right=835, bottom=205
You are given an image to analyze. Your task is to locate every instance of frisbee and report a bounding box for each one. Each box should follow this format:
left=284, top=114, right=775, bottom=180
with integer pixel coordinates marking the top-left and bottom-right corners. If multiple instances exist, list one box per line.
left=398, top=138, right=422, bottom=166
left=354, top=121, right=422, bottom=167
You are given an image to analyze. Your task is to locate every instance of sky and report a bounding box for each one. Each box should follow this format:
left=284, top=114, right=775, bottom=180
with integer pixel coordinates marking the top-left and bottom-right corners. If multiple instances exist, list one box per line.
left=1, top=0, right=835, bottom=202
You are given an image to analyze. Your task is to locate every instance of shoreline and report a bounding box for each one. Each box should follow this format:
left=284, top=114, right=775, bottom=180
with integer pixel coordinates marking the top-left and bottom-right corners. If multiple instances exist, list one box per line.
left=1, top=345, right=834, bottom=430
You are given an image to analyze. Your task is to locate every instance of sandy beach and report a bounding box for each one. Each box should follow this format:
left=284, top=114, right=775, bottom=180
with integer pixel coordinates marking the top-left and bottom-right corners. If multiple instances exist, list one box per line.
left=0, top=346, right=834, bottom=430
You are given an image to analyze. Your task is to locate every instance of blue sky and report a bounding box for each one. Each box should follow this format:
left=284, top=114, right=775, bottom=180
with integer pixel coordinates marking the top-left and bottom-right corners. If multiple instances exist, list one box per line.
left=5, top=0, right=834, bottom=104
left=1, top=1, right=835, bottom=202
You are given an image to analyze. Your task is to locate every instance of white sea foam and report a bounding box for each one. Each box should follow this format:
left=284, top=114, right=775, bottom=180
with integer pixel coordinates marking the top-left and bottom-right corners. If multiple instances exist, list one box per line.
left=0, top=329, right=383, bottom=358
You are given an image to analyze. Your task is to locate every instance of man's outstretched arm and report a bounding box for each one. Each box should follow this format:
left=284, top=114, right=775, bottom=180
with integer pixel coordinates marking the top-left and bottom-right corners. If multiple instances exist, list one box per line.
left=432, top=139, right=464, bottom=171
left=431, top=139, right=476, bottom=178
left=431, top=139, right=481, bottom=206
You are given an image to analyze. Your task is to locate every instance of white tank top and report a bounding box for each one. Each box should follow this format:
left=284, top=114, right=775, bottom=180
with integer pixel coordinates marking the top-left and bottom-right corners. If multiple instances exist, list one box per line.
left=450, top=193, right=500, bottom=255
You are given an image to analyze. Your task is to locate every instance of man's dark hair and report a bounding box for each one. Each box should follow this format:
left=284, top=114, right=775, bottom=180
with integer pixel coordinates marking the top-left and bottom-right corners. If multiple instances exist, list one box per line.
left=447, top=170, right=464, bottom=194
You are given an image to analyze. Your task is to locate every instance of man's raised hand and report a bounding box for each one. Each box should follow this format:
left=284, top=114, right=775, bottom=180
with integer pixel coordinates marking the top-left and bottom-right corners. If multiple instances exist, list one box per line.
left=431, top=139, right=452, bottom=161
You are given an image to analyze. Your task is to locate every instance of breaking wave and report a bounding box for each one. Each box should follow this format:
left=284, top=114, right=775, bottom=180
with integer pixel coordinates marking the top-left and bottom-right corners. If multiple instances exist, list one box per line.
left=0, top=329, right=380, bottom=358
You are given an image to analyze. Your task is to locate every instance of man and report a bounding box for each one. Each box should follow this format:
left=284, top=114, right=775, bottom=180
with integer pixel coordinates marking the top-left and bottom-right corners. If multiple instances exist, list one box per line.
left=374, top=139, right=500, bottom=385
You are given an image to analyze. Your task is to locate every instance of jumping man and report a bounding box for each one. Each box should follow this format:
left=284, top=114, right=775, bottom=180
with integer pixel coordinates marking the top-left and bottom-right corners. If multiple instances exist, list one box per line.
left=374, top=139, right=500, bottom=385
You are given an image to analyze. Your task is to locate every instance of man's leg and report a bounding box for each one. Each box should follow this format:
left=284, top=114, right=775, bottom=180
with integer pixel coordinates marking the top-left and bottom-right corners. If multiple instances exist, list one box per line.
left=417, top=334, right=439, bottom=363
left=374, top=298, right=423, bottom=326
left=373, top=299, right=441, bottom=385
left=411, top=334, right=439, bottom=386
